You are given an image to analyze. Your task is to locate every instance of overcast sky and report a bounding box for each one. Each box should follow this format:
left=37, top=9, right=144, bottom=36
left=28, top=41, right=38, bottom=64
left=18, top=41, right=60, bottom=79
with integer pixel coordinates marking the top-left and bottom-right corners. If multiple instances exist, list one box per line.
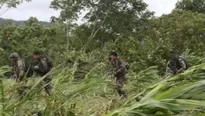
left=0, top=0, right=178, bottom=22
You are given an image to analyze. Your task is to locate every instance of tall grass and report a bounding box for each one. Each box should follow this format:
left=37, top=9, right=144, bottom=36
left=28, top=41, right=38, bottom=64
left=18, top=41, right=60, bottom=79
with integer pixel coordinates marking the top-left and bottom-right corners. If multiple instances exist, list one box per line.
left=1, top=50, right=205, bottom=116
left=0, top=56, right=161, bottom=116
left=107, top=63, right=205, bottom=116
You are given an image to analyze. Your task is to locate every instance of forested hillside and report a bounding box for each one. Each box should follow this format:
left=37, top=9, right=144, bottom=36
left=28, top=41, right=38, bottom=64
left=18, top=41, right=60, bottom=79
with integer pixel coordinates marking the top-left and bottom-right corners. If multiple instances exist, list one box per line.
left=1, top=0, right=205, bottom=116
left=0, top=18, right=50, bottom=25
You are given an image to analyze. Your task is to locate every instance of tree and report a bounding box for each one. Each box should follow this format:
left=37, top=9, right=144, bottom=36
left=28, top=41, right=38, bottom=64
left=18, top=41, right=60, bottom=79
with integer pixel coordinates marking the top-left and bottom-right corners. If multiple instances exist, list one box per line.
left=176, top=0, right=205, bottom=13
left=50, top=0, right=153, bottom=38
left=0, top=0, right=31, bottom=8
left=147, top=10, right=205, bottom=54
left=50, top=16, right=59, bottom=23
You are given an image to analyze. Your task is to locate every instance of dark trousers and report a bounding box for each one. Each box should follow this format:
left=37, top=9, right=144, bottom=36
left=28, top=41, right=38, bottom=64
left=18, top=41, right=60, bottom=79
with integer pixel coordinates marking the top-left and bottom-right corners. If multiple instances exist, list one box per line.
left=34, top=68, right=52, bottom=96
left=115, top=75, right=126, bottom=97
left=43, top=75, right=52, bottom=96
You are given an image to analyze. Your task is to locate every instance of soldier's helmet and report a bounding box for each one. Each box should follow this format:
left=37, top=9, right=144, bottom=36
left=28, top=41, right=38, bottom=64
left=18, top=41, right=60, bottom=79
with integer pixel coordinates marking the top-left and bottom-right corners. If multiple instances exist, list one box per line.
left=9, top=52, right=19, bottom=58
left=110, top=50, right=118, bottom=57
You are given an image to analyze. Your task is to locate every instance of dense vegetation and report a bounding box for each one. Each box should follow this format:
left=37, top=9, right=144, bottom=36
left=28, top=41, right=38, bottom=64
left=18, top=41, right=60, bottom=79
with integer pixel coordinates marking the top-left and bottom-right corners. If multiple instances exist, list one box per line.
left=1, top=0, right=205, bottom=115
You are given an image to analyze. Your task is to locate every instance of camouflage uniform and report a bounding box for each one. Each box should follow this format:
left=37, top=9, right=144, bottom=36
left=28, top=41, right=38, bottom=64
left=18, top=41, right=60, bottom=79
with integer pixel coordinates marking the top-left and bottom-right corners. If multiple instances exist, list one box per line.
left=11, top=57, right=28, bottom=96
left=12, top=58, right=25, bottom=82
left=34, top=57, right=52, bottom=96
left=111, top=58, right=127, bottom=97
left=167, top=57, right=187, bottom=76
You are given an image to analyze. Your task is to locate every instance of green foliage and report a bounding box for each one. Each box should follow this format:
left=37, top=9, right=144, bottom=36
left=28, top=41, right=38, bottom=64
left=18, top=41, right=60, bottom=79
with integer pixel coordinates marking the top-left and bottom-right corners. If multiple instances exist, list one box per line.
left=176, top=0, right=205, bottom=13
left=0, top=16, right=66, bottom=65
left=148, top=10, right=205, bottom=54
left=50, top=0, right=154, bottom=48
left=0, top=0, right=31, bottom=8
left=1, top=0, right=205, bottom=115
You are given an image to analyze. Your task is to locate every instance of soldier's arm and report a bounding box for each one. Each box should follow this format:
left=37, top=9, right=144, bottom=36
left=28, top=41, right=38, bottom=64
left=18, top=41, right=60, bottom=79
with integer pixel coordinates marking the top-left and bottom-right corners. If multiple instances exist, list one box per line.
left=177, top=59, right=186, bottom=73
left=40, top=59, right=49, bottom=73
left=115, top=61, right=126, bottom=74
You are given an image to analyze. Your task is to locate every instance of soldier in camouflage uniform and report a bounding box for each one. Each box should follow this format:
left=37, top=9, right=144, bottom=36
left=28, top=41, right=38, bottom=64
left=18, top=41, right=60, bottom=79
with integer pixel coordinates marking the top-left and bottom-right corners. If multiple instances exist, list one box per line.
left=166, top=51, right=188, bottom=76
left=10, top=52, right=28, bottom=96
left=32, top=51, right=52, bottom=96
left=10, top=53, right=26, bottom=82
left=110, top=51, right=127, bottom=97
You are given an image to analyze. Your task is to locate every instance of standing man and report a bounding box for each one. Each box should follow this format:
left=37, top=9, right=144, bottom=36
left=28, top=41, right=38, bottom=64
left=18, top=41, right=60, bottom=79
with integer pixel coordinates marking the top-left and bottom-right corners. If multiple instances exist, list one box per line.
left=110, top=51, right=127, bottom=97
left=9, top=52, right=25, bottom=82
left=167, top=51, right=188, bottom=76
left=32, top=51, right=53, bottom=96
left=9, top=52, right=28, bottom=96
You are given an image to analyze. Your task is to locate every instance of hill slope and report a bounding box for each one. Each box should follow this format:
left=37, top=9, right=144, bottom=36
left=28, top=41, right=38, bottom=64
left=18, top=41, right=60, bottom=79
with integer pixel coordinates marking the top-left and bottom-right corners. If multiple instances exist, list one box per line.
left=0, top=18, right=50, bottom=25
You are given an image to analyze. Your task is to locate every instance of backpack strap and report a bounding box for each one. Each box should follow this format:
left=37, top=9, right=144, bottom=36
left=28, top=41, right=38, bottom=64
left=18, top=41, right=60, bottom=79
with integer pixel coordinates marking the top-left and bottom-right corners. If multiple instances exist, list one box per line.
left=178, top=57, right=188, bottom=70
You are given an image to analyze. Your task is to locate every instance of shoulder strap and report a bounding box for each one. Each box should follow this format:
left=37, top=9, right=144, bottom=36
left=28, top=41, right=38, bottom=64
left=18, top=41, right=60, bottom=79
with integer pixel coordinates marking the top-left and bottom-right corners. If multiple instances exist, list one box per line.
left=178, top=57, right=188, bottom=69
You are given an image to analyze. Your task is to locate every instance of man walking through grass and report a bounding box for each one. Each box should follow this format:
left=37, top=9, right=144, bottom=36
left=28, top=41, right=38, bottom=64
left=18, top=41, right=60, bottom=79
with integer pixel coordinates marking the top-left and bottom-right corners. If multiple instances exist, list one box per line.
left=32, top=51, right=53, bottom=96
left=109, top=51, right=127, bottom=97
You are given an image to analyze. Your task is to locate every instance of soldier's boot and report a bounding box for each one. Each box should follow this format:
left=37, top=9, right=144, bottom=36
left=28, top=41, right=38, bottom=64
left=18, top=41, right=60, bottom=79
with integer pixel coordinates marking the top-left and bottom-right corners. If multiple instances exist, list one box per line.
left=44, top=84, right=52, bottom=96
left=17, top=86, right=28, bottom=99
left=116, top=86, right=127, bottom=98
left=43, top=77, right=52, bottom=96
left=119, top=89, right=127, bottom=98
left=70, top=103, right=76, bottom=109
left=32, top=111, right=42, bottom=116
